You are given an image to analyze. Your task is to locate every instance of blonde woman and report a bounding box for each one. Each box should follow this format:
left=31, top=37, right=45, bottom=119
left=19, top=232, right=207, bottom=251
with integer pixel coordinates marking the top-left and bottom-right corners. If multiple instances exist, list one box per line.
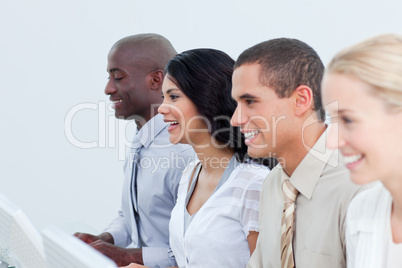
left=322, top=34, right=402, bottom=268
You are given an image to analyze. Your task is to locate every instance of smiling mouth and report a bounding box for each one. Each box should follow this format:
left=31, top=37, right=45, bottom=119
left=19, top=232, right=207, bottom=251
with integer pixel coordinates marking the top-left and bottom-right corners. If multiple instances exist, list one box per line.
left=112, top=100, right=122, bottom=104
left=342, top=154, right=363, bottom=165
left=166, top=121, right=178, bottom=126
left=244, top=130, right=259, bottom=139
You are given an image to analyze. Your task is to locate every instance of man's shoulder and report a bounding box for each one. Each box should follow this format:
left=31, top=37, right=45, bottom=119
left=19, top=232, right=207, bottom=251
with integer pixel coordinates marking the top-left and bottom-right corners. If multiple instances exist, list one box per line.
left=231, top=162, right=270, bottom=189
left=235, top=161, right=270, bottom=176
left=149, top=127, right=195, bottom=155
left=320, top=154, right=362, bottom=193
left=170, top=143, right=194, bottom=154
left=260, top=164, right=282, bottom=191
left=265, top=164, right=282, bottom=180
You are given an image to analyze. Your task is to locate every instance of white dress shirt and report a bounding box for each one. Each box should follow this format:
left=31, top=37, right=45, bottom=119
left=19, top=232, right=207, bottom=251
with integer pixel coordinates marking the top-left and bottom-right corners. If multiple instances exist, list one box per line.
left=170, top=159, right=269, bottom=267
left=346, top=182, right=402, bottom=268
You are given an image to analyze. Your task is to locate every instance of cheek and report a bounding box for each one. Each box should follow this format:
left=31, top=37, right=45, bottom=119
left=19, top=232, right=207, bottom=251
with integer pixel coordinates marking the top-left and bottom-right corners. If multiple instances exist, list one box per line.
left=345, top=129, right=382, bottom=168
left=260, top=131, right=271, bottom=142
left=169, top=105, right=186, bottom=122
left=345, top=132, right=367, bottom=151
left=187, top=116, right=208, bottom=132
left=182, top=106, right=205, bottom=128
left=368, top=131, right=398, bottom=161
left=171, top=109, right=181, bottom=119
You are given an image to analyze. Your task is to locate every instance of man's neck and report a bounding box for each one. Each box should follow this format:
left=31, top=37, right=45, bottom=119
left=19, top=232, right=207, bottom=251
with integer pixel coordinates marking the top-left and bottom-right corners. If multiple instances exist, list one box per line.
left=281, top=122, right=327, bottom=177
left=133, top=105, right=161, bottom=130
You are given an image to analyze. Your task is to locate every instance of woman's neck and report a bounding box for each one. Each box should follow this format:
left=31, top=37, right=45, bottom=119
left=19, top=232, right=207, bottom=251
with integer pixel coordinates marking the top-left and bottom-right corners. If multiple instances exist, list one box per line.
left=192, top=144, right=234, bottom=175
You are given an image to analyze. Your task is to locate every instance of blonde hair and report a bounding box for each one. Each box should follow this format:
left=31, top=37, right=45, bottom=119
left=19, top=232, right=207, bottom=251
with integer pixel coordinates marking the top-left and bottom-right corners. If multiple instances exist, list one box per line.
left=327, top=34, right=402, bottom=110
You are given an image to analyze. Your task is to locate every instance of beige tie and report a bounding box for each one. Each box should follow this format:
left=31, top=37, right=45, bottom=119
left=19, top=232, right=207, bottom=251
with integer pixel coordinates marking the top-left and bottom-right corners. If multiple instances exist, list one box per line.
left=281, top=179, right=299, bottom=268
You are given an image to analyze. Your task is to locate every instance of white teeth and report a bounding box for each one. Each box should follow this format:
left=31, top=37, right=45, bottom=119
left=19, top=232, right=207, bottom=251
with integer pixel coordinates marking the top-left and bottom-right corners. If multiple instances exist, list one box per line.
left=244, top=130, right=258, bottom=139
left=166, top=121, right=178, bottom=126
left=342, top=154, right=363, bottom=164
left=112, top=100, right=122, bottom=103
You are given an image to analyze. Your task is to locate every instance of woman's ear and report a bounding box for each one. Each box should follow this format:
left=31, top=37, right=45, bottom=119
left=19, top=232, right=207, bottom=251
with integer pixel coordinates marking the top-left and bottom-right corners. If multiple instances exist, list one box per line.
left=292, top=85, right=313, bottom=117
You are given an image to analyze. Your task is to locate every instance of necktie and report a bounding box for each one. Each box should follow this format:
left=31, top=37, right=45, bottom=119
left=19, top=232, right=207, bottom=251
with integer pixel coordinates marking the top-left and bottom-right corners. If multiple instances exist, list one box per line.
left=281, top=179, right=299, bottom=268
left=130, top=137, right=142, bottom=212
left=127, top=135, right=142, bottom=247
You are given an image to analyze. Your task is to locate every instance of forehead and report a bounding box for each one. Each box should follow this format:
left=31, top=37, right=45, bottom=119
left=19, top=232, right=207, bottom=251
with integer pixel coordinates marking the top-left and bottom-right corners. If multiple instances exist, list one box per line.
left=323, top=73, right=357, bottom=99
left=322, top=72, right=375, bottom=112
left=232, top=63, right=267, bottom=97
left=107, top=46, right=143, bottom=70
left=233, top=63, right=261, bottom=84
left=161, top=76, right=179, bottom=91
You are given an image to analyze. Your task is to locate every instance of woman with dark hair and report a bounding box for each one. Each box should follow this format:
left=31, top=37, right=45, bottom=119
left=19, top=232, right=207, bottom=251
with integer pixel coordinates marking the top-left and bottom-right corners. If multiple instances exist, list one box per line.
left=161, top=48, right=247, bottom=161
left=154, top=48, right=269, bottom=267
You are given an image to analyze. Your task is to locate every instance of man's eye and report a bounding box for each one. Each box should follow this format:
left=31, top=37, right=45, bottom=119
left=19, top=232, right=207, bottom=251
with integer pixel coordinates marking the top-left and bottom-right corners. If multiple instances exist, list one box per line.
left=246, top=99, right=255, bottom=105
left=114, top=77, right=123, bottom=81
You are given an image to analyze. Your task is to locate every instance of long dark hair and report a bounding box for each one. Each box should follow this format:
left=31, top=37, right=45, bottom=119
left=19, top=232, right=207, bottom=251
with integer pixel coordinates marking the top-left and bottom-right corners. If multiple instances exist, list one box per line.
left=165, top=48, right=248, bottom=161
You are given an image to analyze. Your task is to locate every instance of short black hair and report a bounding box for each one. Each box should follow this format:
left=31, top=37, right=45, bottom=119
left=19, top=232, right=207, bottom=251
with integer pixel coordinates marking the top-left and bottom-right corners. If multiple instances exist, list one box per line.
left=235, top=38, right=325, bottom=121
left=165, top=49, right=248, bottom=161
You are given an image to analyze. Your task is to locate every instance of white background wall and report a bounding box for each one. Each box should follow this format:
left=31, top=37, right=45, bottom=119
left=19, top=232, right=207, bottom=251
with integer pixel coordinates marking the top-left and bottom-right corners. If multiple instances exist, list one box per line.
left=1, top=0, right=401, bottom=232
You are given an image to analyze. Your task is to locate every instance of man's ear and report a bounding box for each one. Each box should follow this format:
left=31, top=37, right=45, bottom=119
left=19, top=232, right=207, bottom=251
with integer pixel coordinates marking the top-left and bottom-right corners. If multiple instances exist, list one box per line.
left=148, top=70, right=164, bottom=90
left=292, top=85, right=313, bottom=117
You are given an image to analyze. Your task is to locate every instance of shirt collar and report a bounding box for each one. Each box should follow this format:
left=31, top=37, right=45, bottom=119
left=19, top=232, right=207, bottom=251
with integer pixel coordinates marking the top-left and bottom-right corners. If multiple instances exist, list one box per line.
left=284, top=128, right=337, bottom=200
left=135, top=114, right=167, bottom=149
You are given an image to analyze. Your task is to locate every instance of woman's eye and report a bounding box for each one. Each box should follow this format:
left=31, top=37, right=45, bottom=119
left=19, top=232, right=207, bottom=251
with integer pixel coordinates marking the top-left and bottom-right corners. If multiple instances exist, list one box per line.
left=170, top=94, right=179, bottom=100
left=341, top=116, right=353, bottom=124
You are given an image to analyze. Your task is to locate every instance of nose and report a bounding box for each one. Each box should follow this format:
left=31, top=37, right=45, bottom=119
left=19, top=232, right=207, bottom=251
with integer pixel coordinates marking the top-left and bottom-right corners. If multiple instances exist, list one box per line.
left=231, top=105, right=246, bottom=127
left=105, top=79, right=117, bottom=95
left=326, top=123, right=345, bottom=149
left=158, top=100, right=169, bottom=115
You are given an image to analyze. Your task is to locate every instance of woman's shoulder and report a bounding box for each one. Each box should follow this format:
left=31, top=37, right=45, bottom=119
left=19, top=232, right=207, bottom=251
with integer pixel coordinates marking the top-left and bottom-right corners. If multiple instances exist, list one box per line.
left=348, top=182, right=390, bottom=219
left=228, top=162, right=269, bottom=191
left=233, top=161, right=270, bottom=179
left=180, top=159, right=201, bottom=184
left=182, top=159, right=200, bottom=174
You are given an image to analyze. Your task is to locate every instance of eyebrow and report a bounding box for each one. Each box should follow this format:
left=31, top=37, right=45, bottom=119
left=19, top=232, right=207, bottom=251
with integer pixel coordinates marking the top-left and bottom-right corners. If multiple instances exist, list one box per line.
left=107, top=68, right=121, bottom=73
left=338, top=109, right=353, bottom=114
left=166, top=88, right=180, bottom=94
left=238, top=93, right=257, bottom=100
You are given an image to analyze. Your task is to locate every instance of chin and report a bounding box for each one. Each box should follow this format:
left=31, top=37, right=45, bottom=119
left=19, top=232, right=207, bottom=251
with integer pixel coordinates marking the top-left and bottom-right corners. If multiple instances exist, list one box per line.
left=247, top=147, right=269, bottom=158
left=350, top=172, right=376, bottom=185
left=114, top=112, right=129, bottom=120
left=114, top=112, right=122, bottom=119
left=169, top=137, right=179, bottom=144
left=169, top=134, right=186, bottom=145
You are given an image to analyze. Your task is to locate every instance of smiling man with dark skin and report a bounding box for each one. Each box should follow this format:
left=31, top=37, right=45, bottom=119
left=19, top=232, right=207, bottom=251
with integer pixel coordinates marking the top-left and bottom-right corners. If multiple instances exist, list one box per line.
left=105, top=35, right=170, bottom=124
left=74, top=34, right=194, bottom=267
